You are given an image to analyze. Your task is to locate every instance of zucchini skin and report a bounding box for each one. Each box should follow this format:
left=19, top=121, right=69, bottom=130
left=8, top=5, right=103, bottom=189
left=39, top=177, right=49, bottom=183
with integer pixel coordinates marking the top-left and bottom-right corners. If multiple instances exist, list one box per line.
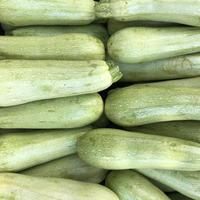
left=0, top=94, right=103, bottom=129
left=0, top=60, right=121, bottom=106
left=108, top=27, right=200, bottom=64
left=0, top=173, right=119, bottom=200
left=127, top=121, right=200, bottom=143
left=21, top=154, right=107, bottom=183
left=96, top=0, right=200, bottom=27
left=138, top=169, right=200, bottom=200
left=117, top=54, right=200, bottom=82
left=169, top=193, right=193, bottom=200
left=0, top=33, right=105, bottom=60
left=0, top=0, right=95, bottom=26
left=106, top=170, right=170, bottom=200
left=6, top=24, right=109, bottom=44
left=77, top=128, right=200, bottom=171
left=0, top=127, right=91, bottom=172
left=105, top=84, right=200, bottom=126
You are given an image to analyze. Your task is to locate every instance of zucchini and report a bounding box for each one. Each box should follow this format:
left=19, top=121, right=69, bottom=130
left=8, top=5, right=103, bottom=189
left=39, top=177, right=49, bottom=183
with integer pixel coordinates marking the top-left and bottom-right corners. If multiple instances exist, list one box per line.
left=6, top=24, right=109, bottom=44
left=0, top=0, right=95, bottom=26
left=108, top=27, right=200, bottom=64
left=138, top=169, right=200, bottom=200
left=0, top=60, right=121, bottom=106
left=0, top=127, right=91, bottom=172
left=116, top=54, right=200, bottom=82
left=107, top=19, right=176, bottom=35
left=0, top=94, right=103, bottom=129
left=127, top=121, right=200, bottom=143
left=168, top=193, right=193, bottom=200
left=96, top=0, right=200, bottom=27
left=0, top=173, right=119, bottom=200
left=21, top=154, right=107, bottom=183
left=77, top=128, right=200, bottom=171
left=106, top=170, right=170, bottom=200
left=105, top=84, right=200, bottom=126
left=0, top=33, right=105, bottom=60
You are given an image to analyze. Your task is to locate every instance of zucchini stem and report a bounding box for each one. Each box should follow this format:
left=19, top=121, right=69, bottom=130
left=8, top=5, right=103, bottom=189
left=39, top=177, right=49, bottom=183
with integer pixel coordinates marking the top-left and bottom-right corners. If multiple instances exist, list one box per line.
left=107, top=60, right=123, bottom=83
left=95, top=1, right=112, bottom=19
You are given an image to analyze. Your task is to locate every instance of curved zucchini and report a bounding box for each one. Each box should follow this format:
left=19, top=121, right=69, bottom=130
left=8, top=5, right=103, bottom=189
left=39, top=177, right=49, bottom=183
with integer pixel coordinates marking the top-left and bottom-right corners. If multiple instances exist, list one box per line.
left=0, top=173, right=119, bottom=200
left=105, top=84, right=200, bottom=126
left=96, top=0, right=200, bottom=27
left=117, top=54, right=200, bottom=82
left=0, top=0, right=95, bottom=26
left=0, top=60, right=121, bottom=106
left=107, top=19, right=176, bottom=35
left=169, top=193, right=193, bottom=200
left=77, top=128, right=200, bottom=171
left=138, top=169, right=200, bottom=200
left=0, top=94, right=103, bottom=129
left=108, top=27, right=200, bottom=64
left=0, top=33, right=105, bottom=60
left=0, top=127, right=91, bottom=172
left=21, top=154, right=107, bottom=183
left=127, top=121, right=200, bottom=143
left=106, top=170, right=170, bottom=200
left=6, top=24, right=109, bottom=44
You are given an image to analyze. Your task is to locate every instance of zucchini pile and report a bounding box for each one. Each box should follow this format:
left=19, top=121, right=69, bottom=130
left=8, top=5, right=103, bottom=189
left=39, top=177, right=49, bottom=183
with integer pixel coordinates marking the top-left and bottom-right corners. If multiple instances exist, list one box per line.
left=0, top=0, right=200, bottom=199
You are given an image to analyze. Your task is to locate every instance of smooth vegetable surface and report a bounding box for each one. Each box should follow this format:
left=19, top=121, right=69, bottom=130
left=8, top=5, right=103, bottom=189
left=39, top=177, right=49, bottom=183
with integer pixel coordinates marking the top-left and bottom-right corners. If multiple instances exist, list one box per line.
left=0, top=127, right=91, bottom=172
left=0, top=94, right=103, bottom=129
left=0, top=0, right=95, bottom=26
left=0, top=33, right=105, bottom=60
left=106, top=170, right=170, bottom=200
left=127, top=121, right=200, bottom=143
left=21, top=154, right=107, bottom=183
left=0, top=60, right=121, bottom=106
left=138, top=169, right=200, bottom=200
left=108, top=27, right=200, bottom=64
left=96, top=0, right=200, bottom=27
left=105, top=84, right=200, bottom=126
left=0, top=173, right=119, bottom=200
left=77, top=128, right=200, bottom=171
left=117, top=54, right=200, bottom=82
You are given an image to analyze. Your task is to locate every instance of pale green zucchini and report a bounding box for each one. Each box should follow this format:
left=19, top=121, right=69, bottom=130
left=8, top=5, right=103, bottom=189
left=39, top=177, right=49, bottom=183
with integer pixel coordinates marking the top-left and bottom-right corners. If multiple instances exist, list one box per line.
left=96, top=0, right=200, bottom=27
left=6, top=24, right=109, bottom=44
left=21, top=154, right=107, bottom=183
left=0, top=94, right=103, bottom=129
left=0, top=60, right=121, bottom=107
left=0, top=173, right=119, bottom=200
left=77, top=128, right=200, bottom=171
left=107, top=19, right=176, bottom=35
left=105, top=84, right=200, bottom=126
left=168, top=193, right=193, bottom=200
left=0, top=0, right=95, bottom=26
left=106, top=170, right=170, bottom=200
left=0, top=127, right=91, bottom=172
left=0, top=33, right=105, bottom=60
left=138, top=169, right=200, bottom=200
left=108, top=27, right=200, bottom=64
left=127, top=121, right=200, bottom=143
left=117, top=54, right=200, bottom=82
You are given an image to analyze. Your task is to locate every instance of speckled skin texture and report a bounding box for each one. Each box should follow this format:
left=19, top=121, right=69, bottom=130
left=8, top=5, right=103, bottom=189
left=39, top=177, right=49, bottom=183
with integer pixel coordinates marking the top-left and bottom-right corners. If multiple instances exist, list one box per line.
left=0, top=60, right=116, bottom=106
left=0, top=94, right=103, bottom=128
left=0, top=127, right=91, bottom=171
left=108, top=27, right=200, bottom=63
left=106, top=170, right=170, bottom=200
left=0, top=0, right=95, bottom=26
left=96, top=0, right=200, bottom=27
left=0, top=33, right=105, bottom=60
left=77, top=128, right=200, bottom=171
left=105, top=84, right=200, bottom=126
left=21, top=154, right=107, bottom=183
left=138, top=169, right=200, bottom=200
left=0, top=173, right=119, bottom=200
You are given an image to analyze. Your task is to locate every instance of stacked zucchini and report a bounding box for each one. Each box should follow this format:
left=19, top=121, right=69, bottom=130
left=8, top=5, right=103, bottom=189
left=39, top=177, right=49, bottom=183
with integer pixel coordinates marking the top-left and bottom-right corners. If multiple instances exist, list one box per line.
left=0, top=0, right=200, bottom=199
